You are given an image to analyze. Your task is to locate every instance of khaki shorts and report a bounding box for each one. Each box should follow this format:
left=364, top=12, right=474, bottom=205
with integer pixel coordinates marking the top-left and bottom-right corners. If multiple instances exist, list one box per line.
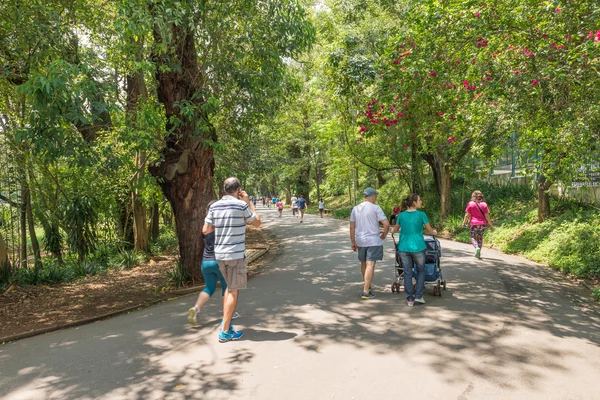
left=217, top=258, right=247, bottom=290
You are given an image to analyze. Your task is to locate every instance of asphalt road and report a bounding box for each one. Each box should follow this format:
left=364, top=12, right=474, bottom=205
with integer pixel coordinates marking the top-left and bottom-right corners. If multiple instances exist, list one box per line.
left=1, top=204, right=599, bottom=400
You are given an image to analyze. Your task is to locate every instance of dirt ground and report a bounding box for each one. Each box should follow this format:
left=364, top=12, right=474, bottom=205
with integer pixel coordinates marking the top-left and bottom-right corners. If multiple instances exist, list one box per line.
left=0, top=226, right=271, bottom=341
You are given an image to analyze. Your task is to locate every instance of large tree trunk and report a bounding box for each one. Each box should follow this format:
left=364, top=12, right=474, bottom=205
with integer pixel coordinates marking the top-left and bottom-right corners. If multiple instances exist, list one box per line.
left=537, top=175, right=552, bottom=223
left=19, top=179, right=27, bottom=268
left=149, top=15, right=215, bottom=281
left=0, top=233, right=10, bottom=277
left=150, top=202, right=160, bottom=241
left=440, top=164, right=453, bottom=220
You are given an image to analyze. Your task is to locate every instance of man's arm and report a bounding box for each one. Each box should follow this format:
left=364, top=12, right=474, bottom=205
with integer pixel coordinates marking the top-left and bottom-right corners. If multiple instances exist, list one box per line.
left=349, top=221, right=357, bottom=251
left=241, top=190, right=261, bottom=227
left=379, top=218, right=390, bottom=240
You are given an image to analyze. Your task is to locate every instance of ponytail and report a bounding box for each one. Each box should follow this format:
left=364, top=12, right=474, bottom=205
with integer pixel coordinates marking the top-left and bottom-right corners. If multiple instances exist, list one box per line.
left=401, top=193, right=420, bottom=211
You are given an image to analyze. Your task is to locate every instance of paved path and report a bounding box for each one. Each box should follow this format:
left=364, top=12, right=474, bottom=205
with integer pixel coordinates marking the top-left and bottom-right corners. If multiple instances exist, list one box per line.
left=1, top=205, right=599, bottom=399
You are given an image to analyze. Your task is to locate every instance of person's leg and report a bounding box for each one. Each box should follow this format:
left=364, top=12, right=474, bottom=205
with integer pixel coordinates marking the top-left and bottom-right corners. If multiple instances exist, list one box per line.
left=363, top=260, right=376, bottom=293
left=189, top=262, right=218, bottom=324
left=400, top=252, right=415, bottom=301
left=221, top=288, right=239, bottom=332
left=470, top=225, right=478, bottom=249
left=413, top=251, right=426, bottom=301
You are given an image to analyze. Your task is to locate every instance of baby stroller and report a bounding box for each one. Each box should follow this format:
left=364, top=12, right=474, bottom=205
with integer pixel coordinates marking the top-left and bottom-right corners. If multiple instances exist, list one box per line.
left=391, top=233, right=446, bottom=297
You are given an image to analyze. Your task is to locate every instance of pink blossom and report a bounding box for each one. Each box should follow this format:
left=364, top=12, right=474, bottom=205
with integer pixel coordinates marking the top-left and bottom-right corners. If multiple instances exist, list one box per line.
left=555, top=7, right=561, bottom=13
left=357, top=137, right=363, bottom=142
left=557, top=45, right=565, bottom=50
left=514, top=71, right=520, bottom=75
left=542, top=34, right=548, bottom=39
left=397, top=113, right=405, bottom=118
left=566, top=34, right=571, bottom=41
left=474, top=12, right=481, bottom=17
left=393, top=60, right=399, bottom=65
left=359, top=125, right=367, bottom=132
left=524, top=48, right=534, bottom=57
left=587, top=31, right=594, bottom=40
left=531, top=80, right=538, bottom=86
left=447, top=136, right=456, bottom=143
left=550, top=42, right=556, bottom=49
left=403, top=143, right=409, bottom=148
left=463, top=80, right=470, bottom=88
left=438, top=111, right=444, bottom=117
left=596, top=31, right=600, bottom=42
left=429, top=72, right=437, bottom=77
left=476, top=37, right=488, bottom=48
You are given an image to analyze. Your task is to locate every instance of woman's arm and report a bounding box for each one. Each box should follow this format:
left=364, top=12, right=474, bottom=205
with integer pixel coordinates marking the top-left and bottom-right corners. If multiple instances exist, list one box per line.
left=392, top=223, right=400, bottom=233
left=462, top=212, right=470, bottom=226
left=424, top=223, right=437, bottom=236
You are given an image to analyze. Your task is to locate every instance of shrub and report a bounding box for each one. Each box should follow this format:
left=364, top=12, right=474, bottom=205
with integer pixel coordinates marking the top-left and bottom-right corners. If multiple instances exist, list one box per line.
left=72, top=260, right=103, bottom=278
left=111, top=250, right=141, bottom=270
left=594, top=288, right=600, bottom=301
left=166, top=260, right=191, bottom=288
left=150, top=227, right=178, bottom=254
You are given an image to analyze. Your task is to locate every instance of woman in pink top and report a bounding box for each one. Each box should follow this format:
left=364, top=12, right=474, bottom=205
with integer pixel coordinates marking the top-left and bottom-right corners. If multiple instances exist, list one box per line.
left=463, top=190, right=494, bottom=258
left=276, top=198, right=284, bottom=217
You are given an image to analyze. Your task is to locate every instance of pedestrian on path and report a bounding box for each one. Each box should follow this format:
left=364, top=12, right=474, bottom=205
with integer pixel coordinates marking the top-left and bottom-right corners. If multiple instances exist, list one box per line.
left=291, top=195, right=299, bottom=218
left=349, top=187, right=390, bottom=300
left=297, top=194, right=307, bottom=222
left=277, top=198, right=284, bottom=217
left=187, top=200, right=239, bottom=326
left=463, top=190, right=494, bottom=259
left=203, top=177, right=260, bottom=342
left=389, top=204, right=400, bottom=224
left=318, top=198, right=325, bottom=218
left=392, top=193, right=437, bottom=307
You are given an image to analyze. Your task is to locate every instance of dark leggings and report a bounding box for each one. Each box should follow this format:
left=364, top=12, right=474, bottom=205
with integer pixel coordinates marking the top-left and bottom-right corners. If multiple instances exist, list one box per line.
left=470, top=225, right=486, bottom=249
left=201, top=260, right=227, bottom=296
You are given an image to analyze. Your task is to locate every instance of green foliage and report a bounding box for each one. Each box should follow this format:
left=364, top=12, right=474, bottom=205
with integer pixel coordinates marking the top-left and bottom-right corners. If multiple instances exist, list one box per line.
left=63, top=194, right=98, bottom=261
left=111, top=250, right=141, bottom=270
left=150, top=227, right=178, bottom=254
left=594, top=288, right=600, bottom=301
left=332, top=206, right=353, bottom=219
left=12, top=263, right=74, bottom=286
left=71, top=259, right=103, bottom=278
left=166, top=260, right=191, bottom=288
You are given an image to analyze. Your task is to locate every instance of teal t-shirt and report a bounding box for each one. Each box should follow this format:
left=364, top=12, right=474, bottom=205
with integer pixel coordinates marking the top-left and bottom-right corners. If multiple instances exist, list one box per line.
left=396, top=210, right=429, bottom=252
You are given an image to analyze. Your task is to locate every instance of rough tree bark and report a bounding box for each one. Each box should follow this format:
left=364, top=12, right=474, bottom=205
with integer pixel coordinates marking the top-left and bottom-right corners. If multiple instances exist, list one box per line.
left=537, top=175, right=552, bottom=223
left=149, top=17, right=215, bottom=280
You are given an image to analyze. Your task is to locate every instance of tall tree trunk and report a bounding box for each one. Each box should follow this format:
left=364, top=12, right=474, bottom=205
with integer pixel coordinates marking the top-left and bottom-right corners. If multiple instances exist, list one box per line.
left=20, top=179, right=27, bottom=268
left=23, top=175, right=42, bottom=270
left=537, top=175, right=552, bottom=223
left=376, top=171, right=386, bottom=188
left=411, top=145, right=420, bottom=193
left=315, top=160, right=321, bottom=202
left=126, top=61, right=150, bottom=253
left=285, top=185, right=291, bottom=205
left=440, top=164, right=453, bottom=220
left=149, top=15, right=214, bottom=281
left=0, top=233, right=10, bottom=276
left=150, top=202, right=160, bottom=241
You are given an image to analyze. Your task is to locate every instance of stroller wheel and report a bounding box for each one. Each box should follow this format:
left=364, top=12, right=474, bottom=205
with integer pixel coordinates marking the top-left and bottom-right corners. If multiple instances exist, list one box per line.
left=391, top=282, right=398, bottom=293
left=443, top=280, right=447, bottom=290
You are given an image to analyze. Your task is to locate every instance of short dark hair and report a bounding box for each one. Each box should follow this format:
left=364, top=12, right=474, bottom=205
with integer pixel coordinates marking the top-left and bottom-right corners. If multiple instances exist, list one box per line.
left=223, top=177, right=241, bottom=194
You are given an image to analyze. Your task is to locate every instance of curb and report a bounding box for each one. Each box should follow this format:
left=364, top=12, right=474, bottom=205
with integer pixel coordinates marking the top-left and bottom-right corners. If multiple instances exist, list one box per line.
left=0, top=245, right=271, bottom=345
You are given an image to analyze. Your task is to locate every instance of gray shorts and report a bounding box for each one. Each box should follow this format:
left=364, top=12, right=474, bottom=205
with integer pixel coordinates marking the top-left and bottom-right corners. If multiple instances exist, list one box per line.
left=217, top=258, right=247, bottom=290
left=358, top=246, right=384, bottom=262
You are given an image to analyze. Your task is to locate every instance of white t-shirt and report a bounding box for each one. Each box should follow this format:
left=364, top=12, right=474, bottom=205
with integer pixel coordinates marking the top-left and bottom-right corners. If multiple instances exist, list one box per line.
left=318, top=201, right=324, bottom=209
left=292, top=199, right=298, bottom=208
left=350, top=201, right=387, bottom=247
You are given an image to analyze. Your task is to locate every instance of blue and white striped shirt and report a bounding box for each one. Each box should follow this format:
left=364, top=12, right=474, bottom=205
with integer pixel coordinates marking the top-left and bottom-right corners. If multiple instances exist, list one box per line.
left=204, top=195, right=256, bottom=260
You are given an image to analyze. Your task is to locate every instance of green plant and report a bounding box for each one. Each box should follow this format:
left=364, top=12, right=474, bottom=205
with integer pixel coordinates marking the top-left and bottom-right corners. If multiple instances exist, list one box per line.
left=166, top=260, right=191, bottom=288
left=39, top=264, right=73, bottom=284
left=150, top=227, right=178, bottom=254
left=593, top=288, right=600, bottom=301
left=111, top=250, right=140, bottom=270
left=72, top=260, right=102, bottom=278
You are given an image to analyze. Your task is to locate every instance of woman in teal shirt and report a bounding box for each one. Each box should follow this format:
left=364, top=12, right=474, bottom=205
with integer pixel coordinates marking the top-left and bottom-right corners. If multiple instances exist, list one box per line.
left=392, top=193, right=437, bottom=307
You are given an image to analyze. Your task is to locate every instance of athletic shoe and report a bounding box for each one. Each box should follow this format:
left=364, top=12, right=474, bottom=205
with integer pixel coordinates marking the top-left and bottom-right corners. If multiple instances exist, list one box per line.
left=218, top=328, right=243, bottom=343
left=415, top=297, right=426, bottom=304
left=300, top=220, right=303, bottom=223
left=475, top=248, right=481, bottom=258
left=187, top=307, right=198, bottom=325
left=361, top=291, right=376, bottom=300
left=232, top=311, right=240, bottom=320
left=407, top=300, right=414, bottom=307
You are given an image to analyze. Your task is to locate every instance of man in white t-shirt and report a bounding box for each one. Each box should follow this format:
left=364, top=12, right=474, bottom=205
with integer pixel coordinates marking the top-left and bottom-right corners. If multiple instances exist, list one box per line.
left=291, top=195, right=298, bottom=218
left=350, top=187, right=390, bottom=300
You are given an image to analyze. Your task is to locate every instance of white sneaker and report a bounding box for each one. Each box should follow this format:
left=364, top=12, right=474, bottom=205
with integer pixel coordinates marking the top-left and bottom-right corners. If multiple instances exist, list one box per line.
left=415, top=297, right=426, bottom=304
left=475, top=248, right=481, bottom=258
left=187, top=307, right=198, bottom=325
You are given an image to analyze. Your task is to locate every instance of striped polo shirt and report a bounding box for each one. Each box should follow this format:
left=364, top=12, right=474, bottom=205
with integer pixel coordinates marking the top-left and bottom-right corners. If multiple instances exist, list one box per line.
left=204, top=195, right=256, bottom=260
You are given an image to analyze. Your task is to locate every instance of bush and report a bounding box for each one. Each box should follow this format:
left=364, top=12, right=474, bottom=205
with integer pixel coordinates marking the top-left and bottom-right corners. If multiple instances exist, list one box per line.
left=150, top=227, right=178, bottom=254
left=110, top=250, right=141, bottom=270
left=71, top=259, right=103, bottom=278
left=332, top=206, right=353, bottom=219
left=594, top=288, right=600, bottom=301
left=166, top=260, right=191, bottom=288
